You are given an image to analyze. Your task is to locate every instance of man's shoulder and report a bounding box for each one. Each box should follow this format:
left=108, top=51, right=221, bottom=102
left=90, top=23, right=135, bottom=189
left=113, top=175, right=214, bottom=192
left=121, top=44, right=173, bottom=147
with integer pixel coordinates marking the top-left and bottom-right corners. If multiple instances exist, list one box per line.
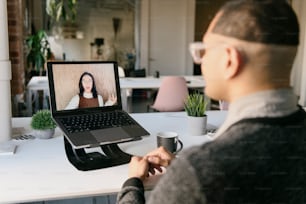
left=182, top=110, right=306, bottom=171
left=220, top=107, right=306, bottom=139
left=181, top=108, right=306, bottom=159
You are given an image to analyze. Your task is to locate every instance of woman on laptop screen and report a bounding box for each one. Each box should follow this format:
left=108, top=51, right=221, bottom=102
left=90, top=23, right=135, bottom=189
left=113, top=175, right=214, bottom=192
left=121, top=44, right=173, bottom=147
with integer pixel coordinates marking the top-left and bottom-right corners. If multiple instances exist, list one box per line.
left=65, top=72, right=117, bottom=109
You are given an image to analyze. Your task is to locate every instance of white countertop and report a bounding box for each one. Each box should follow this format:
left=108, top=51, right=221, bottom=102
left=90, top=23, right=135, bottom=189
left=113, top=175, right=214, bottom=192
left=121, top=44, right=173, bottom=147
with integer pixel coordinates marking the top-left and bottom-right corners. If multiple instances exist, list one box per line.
left=0, top=111, right=226, bottom=203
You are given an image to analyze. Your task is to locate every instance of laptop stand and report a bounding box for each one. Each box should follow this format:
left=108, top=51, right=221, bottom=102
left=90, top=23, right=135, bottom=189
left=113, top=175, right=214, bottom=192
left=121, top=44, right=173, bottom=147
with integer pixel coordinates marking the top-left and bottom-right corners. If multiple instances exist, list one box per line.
left=64, top=137, right=132, bottom=171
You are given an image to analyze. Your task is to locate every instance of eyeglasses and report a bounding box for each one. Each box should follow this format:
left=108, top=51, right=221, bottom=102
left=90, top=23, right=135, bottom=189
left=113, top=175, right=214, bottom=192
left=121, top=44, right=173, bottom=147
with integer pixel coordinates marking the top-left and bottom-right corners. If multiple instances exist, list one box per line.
left=190, top=42, right=242, bottom=64
left=189, top=42, right=227, bottom=64
left=189, top=42, right=207, bottom=64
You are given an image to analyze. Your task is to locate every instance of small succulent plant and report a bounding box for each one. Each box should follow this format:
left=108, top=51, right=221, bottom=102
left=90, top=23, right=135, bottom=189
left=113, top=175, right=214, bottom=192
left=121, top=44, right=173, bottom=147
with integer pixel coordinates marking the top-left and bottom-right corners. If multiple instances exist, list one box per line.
left=31, top=110, right=57, bottom=130
left=184, top=92, right=207, bottom=117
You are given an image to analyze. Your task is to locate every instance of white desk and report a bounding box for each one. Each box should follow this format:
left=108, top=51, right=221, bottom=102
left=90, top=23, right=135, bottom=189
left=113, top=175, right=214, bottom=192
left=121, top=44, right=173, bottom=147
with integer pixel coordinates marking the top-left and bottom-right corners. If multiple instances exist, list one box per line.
left=0, top=111, right=226, bottom=203
left=119, top=76, right=205, bottom=89
left=26, top=76, right=205, bottom=115
left=119, top=76, right=205, bottom=112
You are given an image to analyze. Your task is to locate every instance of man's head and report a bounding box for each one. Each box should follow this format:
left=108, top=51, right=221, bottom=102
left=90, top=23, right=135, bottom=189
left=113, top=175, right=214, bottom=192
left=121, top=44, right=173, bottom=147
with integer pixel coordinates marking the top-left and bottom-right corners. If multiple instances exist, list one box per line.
left=199, top=0, right=299, bottom=102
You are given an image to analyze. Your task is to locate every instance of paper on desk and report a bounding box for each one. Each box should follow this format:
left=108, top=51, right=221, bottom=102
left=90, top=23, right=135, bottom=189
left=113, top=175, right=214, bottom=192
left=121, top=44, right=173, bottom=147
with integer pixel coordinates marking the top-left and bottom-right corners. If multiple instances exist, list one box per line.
left=0, top=143, right=17, bottom=156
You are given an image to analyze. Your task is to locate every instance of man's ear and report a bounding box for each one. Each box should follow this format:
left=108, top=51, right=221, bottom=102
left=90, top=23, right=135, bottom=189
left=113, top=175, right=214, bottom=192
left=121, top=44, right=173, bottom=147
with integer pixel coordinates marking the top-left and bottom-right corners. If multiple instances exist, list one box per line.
left=223, top=46, right=242, bottom=79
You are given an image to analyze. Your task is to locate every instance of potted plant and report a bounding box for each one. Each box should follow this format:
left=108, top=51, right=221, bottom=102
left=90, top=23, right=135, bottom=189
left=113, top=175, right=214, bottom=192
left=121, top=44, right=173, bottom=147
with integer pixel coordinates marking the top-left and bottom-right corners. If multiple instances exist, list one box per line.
left=31, top=110, right=57, bottom=139
left=46, top=0, right=78, bottom=24
left=26, top=30, right=52, bottom=77
left=46, top=0, right=78, bottom=38
left=184, top=92, right=208, bottom=135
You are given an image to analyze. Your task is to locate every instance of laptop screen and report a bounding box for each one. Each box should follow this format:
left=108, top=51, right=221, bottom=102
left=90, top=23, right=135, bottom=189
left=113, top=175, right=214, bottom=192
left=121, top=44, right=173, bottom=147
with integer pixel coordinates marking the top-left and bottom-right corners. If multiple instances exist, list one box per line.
left=47, top=61, right=122, bottom=115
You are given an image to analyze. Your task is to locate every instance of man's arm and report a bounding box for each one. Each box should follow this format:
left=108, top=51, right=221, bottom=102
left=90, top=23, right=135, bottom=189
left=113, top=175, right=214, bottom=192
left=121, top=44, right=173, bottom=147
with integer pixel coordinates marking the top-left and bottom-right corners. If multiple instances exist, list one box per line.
left=146, top=156, right=206, bottom=204
left=117, top=156, right=206, bottom=204
left=117, top=177, right=145, bottom=204
left=116, top=148, right=172, bottom=204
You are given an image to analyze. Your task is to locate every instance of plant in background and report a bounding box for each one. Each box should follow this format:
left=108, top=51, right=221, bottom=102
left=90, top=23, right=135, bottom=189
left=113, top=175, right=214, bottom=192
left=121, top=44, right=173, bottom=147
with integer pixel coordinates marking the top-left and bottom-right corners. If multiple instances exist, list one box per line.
left=26, top=30, right=52, bottom=75
left=31, top=110, right=57, bottom=130
left=184, top=92, right=207, bottom=117
left=46, top=0, right=78, bottom=24
left=46, top=0, right=79, bottom=38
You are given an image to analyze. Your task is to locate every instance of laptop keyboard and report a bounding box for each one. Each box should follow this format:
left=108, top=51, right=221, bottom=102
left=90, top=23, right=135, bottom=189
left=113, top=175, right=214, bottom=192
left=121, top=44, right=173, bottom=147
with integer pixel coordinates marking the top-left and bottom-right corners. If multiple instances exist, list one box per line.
left=59, top=111, right=136, bottom=133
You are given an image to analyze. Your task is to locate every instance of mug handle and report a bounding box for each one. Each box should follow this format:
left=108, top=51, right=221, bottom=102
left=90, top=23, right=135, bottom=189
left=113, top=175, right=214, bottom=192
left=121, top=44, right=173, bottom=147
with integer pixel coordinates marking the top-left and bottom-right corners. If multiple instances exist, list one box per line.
left=174, top=139, right=183, bottom=154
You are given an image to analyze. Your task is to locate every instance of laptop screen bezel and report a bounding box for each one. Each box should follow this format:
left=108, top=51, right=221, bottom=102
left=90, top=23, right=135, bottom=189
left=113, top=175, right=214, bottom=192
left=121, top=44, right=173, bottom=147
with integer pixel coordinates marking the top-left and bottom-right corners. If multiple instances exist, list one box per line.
left=47, top=61, right=123, bottom=117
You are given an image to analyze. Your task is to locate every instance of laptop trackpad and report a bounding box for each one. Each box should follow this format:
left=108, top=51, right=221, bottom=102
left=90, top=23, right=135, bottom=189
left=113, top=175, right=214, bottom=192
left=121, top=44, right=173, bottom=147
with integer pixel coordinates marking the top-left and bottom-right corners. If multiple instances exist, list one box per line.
left=90, top=127, right=131, bottom=144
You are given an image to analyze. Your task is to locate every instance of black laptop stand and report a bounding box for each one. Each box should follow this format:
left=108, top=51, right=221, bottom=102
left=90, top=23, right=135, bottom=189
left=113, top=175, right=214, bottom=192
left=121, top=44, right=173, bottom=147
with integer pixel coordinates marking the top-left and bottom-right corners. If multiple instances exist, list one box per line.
left=64, top=137, right=132, bottom=171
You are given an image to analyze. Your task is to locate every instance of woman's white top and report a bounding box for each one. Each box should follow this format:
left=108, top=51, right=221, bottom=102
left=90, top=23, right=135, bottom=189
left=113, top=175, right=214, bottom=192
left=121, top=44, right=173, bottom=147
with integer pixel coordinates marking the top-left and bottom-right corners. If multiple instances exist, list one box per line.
left=65, top=92, right=104, bottom=110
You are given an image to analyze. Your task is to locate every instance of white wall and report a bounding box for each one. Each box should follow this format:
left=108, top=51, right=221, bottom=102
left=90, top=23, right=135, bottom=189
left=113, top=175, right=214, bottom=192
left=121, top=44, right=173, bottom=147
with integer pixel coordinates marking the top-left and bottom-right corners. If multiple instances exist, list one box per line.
left=140, top=0, right=195, bottom=75
left=48, top=0, right=306, bottom=86
left=49, top=1, right=135, bottom=69
left=49, top=0, right=196, bottom=75
left=291, top=0, right=306, bottom=106
left=0, top=0, right=12, bottom=142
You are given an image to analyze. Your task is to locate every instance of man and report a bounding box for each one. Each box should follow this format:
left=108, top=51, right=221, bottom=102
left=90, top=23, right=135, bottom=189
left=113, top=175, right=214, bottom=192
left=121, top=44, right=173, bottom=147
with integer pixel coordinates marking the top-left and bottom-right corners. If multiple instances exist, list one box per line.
left=117, top=0, right=306, bottom=203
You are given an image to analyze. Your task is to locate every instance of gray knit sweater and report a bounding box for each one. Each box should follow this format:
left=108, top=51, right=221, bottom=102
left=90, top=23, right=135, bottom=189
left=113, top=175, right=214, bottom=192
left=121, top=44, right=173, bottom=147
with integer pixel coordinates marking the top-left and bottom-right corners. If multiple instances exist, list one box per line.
left=117, top=108, right=306, bottom=203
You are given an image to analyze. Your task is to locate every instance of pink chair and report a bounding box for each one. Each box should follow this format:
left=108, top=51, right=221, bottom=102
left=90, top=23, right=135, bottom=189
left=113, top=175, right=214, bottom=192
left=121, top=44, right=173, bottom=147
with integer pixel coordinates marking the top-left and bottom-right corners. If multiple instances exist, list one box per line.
left=148, top=76, right=189, bottom=112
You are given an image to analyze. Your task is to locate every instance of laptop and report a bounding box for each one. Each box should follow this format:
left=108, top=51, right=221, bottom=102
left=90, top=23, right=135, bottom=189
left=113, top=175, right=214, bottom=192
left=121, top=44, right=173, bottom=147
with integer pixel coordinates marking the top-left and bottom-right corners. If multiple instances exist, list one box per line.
left=47, top=61, right=150, bottom=149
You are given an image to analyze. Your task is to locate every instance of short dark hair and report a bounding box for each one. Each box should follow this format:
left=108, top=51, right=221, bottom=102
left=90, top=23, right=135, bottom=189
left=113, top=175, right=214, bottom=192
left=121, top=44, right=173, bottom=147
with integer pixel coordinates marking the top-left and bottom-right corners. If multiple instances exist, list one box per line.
left=78, top=72, right=98, bottom=98
left=212, top=0, right=299, bottom=45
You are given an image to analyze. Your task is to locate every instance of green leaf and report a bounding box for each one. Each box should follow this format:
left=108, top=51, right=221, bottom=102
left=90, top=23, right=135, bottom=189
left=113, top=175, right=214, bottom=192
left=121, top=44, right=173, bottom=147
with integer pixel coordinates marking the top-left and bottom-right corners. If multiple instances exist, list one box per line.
left=184, top=91, right=207, bottom=117
left=26, top=30, right=51, bottom=73
left=56, top=2, right=63, bottom=22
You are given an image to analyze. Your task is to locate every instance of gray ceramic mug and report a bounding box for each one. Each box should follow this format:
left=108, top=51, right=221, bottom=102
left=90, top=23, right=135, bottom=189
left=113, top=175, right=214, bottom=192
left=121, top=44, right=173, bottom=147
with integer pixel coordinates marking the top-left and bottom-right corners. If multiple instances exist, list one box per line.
left=157, top=131, right=183, bottom=154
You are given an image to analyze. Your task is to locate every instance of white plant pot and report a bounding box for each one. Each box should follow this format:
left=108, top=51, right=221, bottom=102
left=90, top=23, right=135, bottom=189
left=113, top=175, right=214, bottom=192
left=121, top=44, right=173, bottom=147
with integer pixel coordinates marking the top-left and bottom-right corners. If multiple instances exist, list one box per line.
left=187, top=115, right=207, bottom=136
left=33, top=129, right=55, bottom=139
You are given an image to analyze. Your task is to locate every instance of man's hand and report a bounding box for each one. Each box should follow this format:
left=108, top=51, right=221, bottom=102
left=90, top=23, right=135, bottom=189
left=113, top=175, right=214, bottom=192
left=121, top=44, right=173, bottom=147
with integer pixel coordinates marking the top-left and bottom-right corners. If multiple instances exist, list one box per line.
left=108, top=93, right=117, bottom=104
left=128, top=147, right=175, bottom=180
left=128, top=156, right=149, bottom=181
left=145, top=147, right=175, bottom=175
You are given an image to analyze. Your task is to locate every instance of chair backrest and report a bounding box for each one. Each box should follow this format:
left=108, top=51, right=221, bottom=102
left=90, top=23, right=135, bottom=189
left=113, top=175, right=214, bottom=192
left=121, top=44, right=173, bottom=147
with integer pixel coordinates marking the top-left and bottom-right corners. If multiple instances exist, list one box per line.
left=151, top=76, right=189, bottom=112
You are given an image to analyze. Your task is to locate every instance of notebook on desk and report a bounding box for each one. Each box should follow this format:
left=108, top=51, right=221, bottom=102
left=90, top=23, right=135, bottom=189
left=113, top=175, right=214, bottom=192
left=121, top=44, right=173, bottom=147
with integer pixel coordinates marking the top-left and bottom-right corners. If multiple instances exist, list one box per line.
left=47, top=61, right=150, bottom=149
